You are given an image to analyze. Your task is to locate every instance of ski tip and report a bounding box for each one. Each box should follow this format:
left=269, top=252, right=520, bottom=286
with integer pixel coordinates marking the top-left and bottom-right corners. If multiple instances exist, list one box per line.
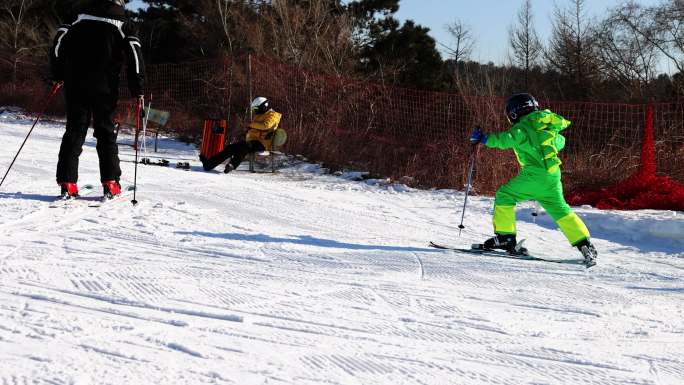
left=428, top=241, right=445, bottom=249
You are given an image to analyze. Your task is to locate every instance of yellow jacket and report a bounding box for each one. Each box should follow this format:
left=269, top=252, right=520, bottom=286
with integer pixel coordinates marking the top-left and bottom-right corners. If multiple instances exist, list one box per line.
left=246, top=110, right=282, bottom=149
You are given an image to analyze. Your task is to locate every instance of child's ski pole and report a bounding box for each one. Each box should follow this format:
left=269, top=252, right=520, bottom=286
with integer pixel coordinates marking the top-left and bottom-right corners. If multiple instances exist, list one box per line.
left=458, top=144, right=479, bottom=236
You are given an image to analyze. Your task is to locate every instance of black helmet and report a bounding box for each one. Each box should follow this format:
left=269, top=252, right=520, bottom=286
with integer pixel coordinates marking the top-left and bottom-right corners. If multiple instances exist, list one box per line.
left=250, top=97, right=270, bottom=115
left=83, top=0, right=127, bottom=20
left=505, top=93, right=539, bottom=123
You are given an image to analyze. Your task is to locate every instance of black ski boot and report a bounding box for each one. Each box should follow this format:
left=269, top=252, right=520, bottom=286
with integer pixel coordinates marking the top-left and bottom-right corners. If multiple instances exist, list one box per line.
left=224, top=163, right=235, bottom=173
left=576, top=239, right=597, bottom=268
left=480, top=234, right=528, bottom=255
left=199, top=155, right=212, bottom=171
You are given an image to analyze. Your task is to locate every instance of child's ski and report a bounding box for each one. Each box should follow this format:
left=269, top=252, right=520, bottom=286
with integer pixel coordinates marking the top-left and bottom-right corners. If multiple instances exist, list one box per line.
left=429, top=241, right=588, bottom=266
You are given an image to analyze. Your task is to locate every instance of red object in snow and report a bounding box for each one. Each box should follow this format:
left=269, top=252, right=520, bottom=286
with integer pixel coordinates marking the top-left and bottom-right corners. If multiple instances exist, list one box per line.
left=200, top=120, right=228, bottom=159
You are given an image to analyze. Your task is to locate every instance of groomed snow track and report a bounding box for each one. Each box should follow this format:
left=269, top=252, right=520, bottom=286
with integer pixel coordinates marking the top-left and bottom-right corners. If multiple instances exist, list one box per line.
left=1, top=112, right=683, bottom=384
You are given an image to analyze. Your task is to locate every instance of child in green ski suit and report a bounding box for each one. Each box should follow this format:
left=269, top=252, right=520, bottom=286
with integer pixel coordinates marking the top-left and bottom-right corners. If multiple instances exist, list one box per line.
left=469, top=93, right=597, bottom=266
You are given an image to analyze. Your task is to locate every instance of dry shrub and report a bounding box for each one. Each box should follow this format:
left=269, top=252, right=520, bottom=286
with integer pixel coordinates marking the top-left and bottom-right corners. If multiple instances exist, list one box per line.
left=4, top=56, right=681, bottom=206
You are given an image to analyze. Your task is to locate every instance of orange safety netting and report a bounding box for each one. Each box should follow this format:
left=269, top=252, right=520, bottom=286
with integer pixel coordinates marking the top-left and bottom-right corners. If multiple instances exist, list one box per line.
left=567, top=105, right=684, bottom=211
left=3, top=56, right=684, bottom=210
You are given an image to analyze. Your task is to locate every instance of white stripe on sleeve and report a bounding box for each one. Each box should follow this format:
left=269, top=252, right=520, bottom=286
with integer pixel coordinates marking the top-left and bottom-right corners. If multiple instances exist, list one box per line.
left=129, top=41, right=140, bottom=74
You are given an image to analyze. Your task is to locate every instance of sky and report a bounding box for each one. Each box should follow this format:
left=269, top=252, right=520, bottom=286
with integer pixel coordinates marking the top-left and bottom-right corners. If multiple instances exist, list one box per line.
left=127, top=0, right=668, bottom=69
left=394, top=0, right=663, bottom=63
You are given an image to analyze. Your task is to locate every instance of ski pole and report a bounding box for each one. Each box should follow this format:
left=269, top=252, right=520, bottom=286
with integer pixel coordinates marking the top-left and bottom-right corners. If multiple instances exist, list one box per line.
left=131, top=96, right=144, bottom=206
left=0, top=82, right=62, bottom=190
left=458, top=144, right=479, bottom=236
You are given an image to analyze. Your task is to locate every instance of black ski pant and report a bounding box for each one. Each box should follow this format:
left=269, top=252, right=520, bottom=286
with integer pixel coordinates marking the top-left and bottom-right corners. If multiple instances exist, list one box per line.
left=202, top=140, right=265, bottom=171
left=56, top=91, right=121, bottom=184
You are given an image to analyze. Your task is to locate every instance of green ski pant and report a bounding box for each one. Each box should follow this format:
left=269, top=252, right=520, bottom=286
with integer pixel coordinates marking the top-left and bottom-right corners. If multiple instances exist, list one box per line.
left=493, top=169, right=590, bottom=246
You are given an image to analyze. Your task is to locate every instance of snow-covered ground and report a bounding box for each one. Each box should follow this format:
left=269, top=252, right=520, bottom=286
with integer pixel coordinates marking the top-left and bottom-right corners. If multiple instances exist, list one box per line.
left=1, top=110, right=683, bottom=385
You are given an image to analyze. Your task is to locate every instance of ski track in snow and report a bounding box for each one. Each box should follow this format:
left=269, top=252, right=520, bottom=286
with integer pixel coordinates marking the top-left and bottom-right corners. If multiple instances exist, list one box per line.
left=1, top=113, right=683, bottom=384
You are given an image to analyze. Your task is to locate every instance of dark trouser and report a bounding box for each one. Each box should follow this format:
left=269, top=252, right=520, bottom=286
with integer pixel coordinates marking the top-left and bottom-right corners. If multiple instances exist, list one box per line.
left=202, top=140, right=265, bottom=171
left=56, top=91, right=121, bottom=184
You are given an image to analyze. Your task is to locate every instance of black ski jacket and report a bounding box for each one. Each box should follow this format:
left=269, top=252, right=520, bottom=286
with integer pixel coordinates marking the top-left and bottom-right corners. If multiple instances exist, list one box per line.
left=50, top=12, right=144, bottom=97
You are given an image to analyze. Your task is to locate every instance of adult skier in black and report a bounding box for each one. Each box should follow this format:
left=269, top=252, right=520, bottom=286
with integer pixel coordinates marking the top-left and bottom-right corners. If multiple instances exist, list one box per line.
left=50, top=0, right=145, bottom=199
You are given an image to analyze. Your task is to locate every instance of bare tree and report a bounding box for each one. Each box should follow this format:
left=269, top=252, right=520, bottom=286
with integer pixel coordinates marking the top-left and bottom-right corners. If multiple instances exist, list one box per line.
left=546, top=0, right=598, bottom=98
left=443, top=19, right=475, bottom=85
left=595, top=1, right=658, bottom=99
left=609, top=0, right=684, bottom=75
left=444, top=19, right=475, bottom=64
left=216, top=0, right=238, bottom=54
left=212, top=0, right=269, bottom=55
left=0, top=0, right=44, bottom=90
left=264, top=0, right=355, bottom=75
left=509, top=0, right=542, bottom=88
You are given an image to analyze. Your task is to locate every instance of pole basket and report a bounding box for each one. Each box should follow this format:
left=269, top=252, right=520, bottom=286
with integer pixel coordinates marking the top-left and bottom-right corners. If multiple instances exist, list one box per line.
left=200, top=119, right=228, bottom=158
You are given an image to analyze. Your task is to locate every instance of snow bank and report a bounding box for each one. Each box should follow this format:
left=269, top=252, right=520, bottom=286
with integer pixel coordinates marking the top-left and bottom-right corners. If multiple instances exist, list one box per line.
left=520, top=206, right=684, bottom=253
left=0, top=106, right=26, bottom=119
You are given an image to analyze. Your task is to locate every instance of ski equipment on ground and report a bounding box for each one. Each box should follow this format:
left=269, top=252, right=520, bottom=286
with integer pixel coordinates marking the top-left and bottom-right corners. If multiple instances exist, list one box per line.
left=176, top=162, right=190, bottom=170
left=141, top=158, right=169, bottom=166
left=0, top=83, right=62, bottom=190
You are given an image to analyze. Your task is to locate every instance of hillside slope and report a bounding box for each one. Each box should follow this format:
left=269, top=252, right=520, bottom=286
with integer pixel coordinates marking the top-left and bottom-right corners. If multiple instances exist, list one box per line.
left=1, top=112, right=682, bottom=385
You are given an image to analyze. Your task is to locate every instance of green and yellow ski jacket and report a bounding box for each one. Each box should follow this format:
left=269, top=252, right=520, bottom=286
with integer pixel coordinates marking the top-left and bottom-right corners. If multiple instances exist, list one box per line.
left=486, top=110, right=570, bottom=174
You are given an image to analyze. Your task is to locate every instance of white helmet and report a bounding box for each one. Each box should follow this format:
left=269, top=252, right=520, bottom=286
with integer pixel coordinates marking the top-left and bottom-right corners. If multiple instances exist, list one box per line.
left=250, top=97, right=269, bottom=115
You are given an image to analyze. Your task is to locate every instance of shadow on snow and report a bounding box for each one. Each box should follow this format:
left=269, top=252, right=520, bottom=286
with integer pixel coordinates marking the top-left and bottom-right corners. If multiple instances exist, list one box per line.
left=175, top=231, right=438, bottom=253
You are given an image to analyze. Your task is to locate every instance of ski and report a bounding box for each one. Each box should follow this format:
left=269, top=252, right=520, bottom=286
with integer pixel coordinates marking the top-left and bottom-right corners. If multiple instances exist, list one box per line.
left=49, top=184, right=95, bottom=208
left=429, top=241, right=588, bottom=267
left=88, top=185, right=136, bottom=207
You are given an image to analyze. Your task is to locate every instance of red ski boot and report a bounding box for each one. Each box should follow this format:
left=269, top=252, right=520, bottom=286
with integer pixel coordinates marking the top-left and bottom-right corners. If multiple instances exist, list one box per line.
left=102, top=180, right=122, bottom=200
left=59, top=182, right=79, bottom=199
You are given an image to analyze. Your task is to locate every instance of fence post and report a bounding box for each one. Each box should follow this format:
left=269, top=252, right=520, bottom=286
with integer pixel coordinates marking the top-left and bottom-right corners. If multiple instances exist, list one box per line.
left=248, top=54, right=253, bottom=119
left=247, top=54, right=256, bottom=172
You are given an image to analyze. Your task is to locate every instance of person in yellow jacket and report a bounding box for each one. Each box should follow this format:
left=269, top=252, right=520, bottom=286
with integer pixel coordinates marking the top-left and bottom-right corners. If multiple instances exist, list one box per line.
left=201, top=97, right=282, bottom=173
